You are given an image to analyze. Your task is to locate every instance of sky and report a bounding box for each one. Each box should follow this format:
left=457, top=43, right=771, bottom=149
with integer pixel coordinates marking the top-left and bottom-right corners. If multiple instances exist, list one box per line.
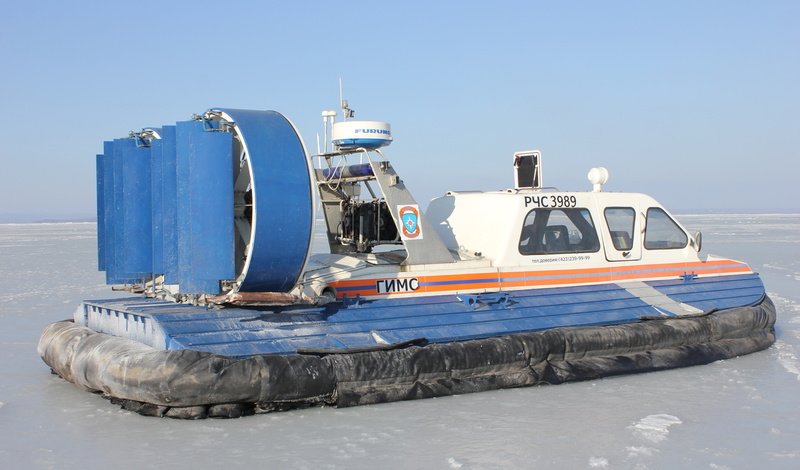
left=1, top=1, right=798, bottom=222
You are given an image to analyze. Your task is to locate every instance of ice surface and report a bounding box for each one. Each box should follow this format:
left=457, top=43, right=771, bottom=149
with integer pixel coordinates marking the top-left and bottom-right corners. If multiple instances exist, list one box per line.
left=629, top=414, right=682, bottom=443
left=1, top=216, right=799, bottom=469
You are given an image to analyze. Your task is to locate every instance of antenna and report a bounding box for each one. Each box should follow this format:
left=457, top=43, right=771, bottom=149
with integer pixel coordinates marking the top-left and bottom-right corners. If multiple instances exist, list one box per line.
left=321, top=110, right=337, bottom=153
left=339, top=77, right=354, bottom=121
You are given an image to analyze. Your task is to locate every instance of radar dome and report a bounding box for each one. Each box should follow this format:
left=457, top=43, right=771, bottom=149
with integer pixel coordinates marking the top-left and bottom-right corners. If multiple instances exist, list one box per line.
left=332, top=121, right=392, bottom=150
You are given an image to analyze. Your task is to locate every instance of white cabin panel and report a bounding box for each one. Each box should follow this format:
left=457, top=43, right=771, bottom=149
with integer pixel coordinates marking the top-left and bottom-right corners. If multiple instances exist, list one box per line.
left=427, top=192, right=524, bottom=264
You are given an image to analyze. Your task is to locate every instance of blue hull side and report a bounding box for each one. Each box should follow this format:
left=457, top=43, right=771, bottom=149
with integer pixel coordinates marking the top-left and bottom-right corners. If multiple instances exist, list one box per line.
left=77, top=273, right=766, bottom=358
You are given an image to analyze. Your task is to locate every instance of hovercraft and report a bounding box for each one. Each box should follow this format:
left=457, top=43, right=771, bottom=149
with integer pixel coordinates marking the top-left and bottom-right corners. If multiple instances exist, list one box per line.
left=38, top=101, right=776, bottom=419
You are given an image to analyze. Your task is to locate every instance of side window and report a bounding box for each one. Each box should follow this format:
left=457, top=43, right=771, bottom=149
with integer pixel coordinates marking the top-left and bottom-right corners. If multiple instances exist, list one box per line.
left=644, top=208, right=688, bottom=249
left=604, top=207, right=635, bottom=251
left=519, top=208, right=600, bottom=255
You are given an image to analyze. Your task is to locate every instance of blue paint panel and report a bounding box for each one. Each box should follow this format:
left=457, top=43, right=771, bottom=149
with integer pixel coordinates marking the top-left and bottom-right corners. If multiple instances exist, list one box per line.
left=122, top=143, right=153, bottom=276
left=189, top=129, right=234, bottom=281
left=83, top=274, right=767, bottom=358
left=150, top=138, right=164, bottom=276
left=101, top=141, right=117, bottom=282
left=96, top=154, right=105, bottom=271
left=161, top=292, right=649, bottom=350
left=219, top=109, right=313, bottom=293
left=159, top=126, right=179, bottom=284
left=112, top=140, right=129, bottom=278
left=175, top=124, right=191, bottom=289
left=105, top=139, right=141, bottom=284
left=647, top=273, right=766, bottom=311
left=82, top=284, right=656, bottom=357
left=176, top=121, right=235, bottom=294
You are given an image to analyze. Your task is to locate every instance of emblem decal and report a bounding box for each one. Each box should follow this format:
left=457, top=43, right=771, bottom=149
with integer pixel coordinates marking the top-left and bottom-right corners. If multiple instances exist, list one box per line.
left=398, top=204, right=423, bottom=240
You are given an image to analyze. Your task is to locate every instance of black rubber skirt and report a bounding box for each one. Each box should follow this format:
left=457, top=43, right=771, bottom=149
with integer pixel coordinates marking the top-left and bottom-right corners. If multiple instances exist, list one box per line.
left=38, top=296, right=776, bottom=419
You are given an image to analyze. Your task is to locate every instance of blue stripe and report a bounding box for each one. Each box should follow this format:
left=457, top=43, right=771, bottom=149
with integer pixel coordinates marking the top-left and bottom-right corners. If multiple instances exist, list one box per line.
left=421, top=278, right=496, bottom=287
left=336, top=284, right=373, bottom=292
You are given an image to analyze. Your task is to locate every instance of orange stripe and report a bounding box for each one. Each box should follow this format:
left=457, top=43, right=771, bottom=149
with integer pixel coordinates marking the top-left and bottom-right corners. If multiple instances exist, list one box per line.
left=327, top=260, right=752, bottom=298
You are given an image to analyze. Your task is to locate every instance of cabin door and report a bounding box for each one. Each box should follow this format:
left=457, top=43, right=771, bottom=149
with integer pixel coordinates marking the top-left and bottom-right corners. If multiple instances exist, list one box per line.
left=601, top=206, right=642, bottom=261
